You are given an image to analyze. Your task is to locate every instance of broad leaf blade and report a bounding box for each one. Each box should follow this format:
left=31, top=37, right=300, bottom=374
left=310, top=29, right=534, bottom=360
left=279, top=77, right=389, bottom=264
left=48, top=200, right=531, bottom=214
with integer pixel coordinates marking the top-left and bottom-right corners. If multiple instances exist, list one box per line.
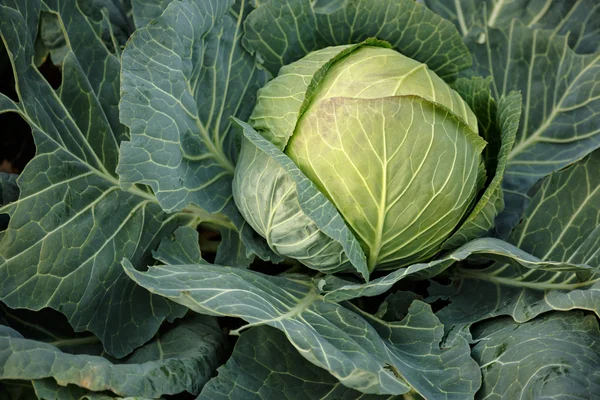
left=432, top=150, right=600, bottom=344
left=0, top=1, right=193, bottom=357
left=131, top=0, right=173, bottom=28
left=198, top=326, right=389, bottom=400
left=425, top=0, right=600, bottom=54
left=463, top=20, right=600, bottom=233
left=510, top=148, right=600, bottom=266
left=456, top=149, right=600, bottom=293
left=118, top=0, right=276, bottom=263
left=323, top=237, right=593, bottom=303
left=472, top=312, right=600, bottom=398
left=244, top=0, right=471, bottom=81
left=0, top=309, right=226, bottom=398
left=118, top=0, right=266, bottom=212
left=122, top=261, right=479, bottom=398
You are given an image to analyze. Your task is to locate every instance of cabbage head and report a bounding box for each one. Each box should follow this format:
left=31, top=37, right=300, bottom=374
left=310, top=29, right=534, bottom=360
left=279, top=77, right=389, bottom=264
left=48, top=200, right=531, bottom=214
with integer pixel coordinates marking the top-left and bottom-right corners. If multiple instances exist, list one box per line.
left=233, top=41, right=487, bottom=272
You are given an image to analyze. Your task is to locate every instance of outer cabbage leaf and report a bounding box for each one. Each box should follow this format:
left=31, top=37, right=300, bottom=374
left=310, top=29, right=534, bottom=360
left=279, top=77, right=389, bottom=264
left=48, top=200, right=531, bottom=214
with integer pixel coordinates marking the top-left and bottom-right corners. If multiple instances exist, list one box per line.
left=118, top=0, right=276, bottom=262
left=461, top=19, right=600, bottom=234
left=425, top=0, right=600, bottom=54
left=430, top=149, right=600, bottom=344
left=122, top=229, right=479, bottom=398
left=458, top=148, right=600, bottom=291
left=198, top=326, right=393, bottom=400
left=243, top=0, right=471, bottom=81
left=472, top=312, right=600, bottom=398
left=233, top=119, right=368, bottom=279
left=442, top=80, right=522, bottom=248
left=0, top=0, right=208, bottom=357
left=0, top=307, right=226, bottom=398
left=322, top=237, right=594, bottom=303
left=38, top=0, right=135, bottom=65
left=32, top=378, right=154, bottom=400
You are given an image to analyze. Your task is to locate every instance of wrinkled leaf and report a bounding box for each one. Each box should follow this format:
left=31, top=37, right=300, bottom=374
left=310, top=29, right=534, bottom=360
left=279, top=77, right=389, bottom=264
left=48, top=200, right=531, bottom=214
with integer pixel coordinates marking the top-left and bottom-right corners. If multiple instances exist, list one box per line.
left=244, top=0, right=471, bottom=81
left=0, top=310, right=226, bottom=398
left=198, top=326, right=392, bottom=400
left=431, top=150, right=600, bottom=344
left=472, top=312, right=600, bottom=398
left=118, top=0, right=276, bottom=263
left=322, top=237, right=593, bottom=303
left=462, top=19, right=600, bottom=234
left=122, top=260, right=479, bottom=398
left=0, top=0, right=208, bottom=357
left=426, top=0, right=600, bottom=54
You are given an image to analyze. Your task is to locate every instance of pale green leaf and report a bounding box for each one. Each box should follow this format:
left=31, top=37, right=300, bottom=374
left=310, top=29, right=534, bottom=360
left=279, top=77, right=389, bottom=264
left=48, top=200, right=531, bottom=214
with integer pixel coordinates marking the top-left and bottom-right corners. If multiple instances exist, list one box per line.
left=289, top=95, right=483, bottom=270
left=233, top=119, right=368, bottom=278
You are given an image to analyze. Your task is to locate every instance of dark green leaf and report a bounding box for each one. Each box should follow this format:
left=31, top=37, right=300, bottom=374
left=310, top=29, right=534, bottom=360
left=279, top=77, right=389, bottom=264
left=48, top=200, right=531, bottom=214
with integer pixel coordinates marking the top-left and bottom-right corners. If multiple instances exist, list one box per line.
left=0, top=310, right=226, bottom=398
left=0, top=0, right=207, bottom=357
left=425, top=0, right=600, bottom=54
left=118, top=0, right=277, bottom=263
left=322, top=237, right=593, bottom=303
left=244, top=0, right=471, bottom=81
left=462, top=20, right=600, bottom=233
left=198, top=326, right=392, bottom=400
left=432, top=151, right=600, bottom=344
left=122, top=261, right=479, bottom=398
left=472, top=312, right=600, bottom=398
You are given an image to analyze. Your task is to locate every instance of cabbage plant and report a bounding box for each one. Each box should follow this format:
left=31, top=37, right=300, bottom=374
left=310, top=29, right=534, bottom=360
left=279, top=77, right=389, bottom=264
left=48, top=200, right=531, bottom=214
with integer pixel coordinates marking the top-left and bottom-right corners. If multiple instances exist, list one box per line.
left=0, top=0, right=599, bottom=399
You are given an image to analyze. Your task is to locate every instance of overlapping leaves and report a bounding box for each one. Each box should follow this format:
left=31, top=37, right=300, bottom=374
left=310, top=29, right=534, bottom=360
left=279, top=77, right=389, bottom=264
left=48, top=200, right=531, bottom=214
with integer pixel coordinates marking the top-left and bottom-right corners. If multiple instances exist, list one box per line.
left=0, top=0, right=200, bottom=357
left=118, top=0, right=276, bottom=263
left=472, top=312, right=600, bottom=398
left=0, top=306, right=226, bottom=398
left=424, top=0, right=600, bottom=233
left=430, top=149, right=600, bottom=346
left=244, top=0, right=471, bottom=81
left=123, top=227, right=480, bottom=398
left=425, top=0, right=600, bottom=54
left=198, top=326, right=388, bottom=400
